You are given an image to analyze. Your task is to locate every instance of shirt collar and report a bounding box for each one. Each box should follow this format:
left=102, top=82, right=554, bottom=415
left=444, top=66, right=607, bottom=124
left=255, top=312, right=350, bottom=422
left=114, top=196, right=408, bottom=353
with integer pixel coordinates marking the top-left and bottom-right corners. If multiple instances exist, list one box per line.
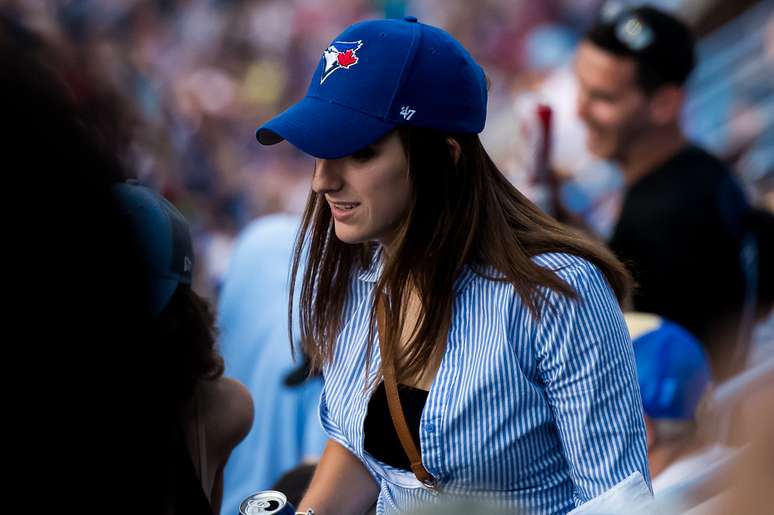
left=356, top=246, right=383, bottom=283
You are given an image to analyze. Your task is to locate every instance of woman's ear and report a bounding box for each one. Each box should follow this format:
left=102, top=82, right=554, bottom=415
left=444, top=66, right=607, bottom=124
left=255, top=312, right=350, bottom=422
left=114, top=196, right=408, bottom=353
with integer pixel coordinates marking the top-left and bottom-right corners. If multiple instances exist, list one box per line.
left=446, top=137, right=461, bottom=165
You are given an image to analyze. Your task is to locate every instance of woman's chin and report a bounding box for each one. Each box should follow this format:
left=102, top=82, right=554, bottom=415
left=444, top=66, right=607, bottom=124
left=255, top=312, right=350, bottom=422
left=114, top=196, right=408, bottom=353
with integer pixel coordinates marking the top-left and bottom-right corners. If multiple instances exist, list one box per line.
left=334, top=225, right=366, bottom=245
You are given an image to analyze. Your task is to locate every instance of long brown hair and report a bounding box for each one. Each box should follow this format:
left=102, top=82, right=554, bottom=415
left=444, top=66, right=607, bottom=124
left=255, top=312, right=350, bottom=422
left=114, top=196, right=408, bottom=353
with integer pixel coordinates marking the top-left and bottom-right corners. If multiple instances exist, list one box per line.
left=290, top=127, right=631, bottom=385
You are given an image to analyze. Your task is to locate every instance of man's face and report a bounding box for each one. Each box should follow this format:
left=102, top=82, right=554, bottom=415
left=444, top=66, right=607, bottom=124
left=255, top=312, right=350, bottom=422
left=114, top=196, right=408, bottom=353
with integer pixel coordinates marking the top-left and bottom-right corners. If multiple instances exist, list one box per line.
left=574, top=41, right=651, bottom=161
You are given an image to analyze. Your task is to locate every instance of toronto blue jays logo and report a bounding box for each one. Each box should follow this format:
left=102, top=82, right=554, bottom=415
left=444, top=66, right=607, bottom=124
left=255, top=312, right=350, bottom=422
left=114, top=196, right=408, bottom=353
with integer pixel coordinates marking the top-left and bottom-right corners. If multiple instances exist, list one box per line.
left=320, top=40, right=363, bottom=84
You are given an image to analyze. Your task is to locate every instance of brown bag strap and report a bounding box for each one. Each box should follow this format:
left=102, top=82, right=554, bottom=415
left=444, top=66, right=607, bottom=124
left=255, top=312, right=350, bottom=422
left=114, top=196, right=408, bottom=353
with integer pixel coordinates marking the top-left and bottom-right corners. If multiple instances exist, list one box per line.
left=375, top=297, right=438, bottom=490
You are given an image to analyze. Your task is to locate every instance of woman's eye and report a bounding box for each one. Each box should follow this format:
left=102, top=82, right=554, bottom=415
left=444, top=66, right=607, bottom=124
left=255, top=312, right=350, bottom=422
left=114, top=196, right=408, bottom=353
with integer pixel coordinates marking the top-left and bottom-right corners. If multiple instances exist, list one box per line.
left=351, top=146, right=377, bottom=161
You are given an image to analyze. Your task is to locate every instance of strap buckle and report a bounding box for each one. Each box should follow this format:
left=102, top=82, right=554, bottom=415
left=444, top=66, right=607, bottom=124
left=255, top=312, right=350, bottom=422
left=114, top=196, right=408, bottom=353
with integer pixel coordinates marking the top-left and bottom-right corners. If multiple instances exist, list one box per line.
left=420, top=475, right=440, bottom=494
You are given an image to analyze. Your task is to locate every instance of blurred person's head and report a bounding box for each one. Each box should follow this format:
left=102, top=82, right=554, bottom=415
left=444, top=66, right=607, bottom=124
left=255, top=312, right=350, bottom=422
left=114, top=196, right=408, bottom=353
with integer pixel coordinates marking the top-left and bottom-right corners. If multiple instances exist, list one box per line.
left=626, top=313, right=712, bottom=476
left=574, top=6, right=695, bottom=164
left=114, top=181, right=195, bottom=316
left=114, top=181, right=225, bottom=402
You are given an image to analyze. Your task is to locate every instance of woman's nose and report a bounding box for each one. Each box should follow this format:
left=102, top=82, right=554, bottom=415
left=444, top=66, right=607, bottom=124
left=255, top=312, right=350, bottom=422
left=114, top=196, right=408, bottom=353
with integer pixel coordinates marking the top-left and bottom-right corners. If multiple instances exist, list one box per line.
left=312, top=159, right=343, bottom=194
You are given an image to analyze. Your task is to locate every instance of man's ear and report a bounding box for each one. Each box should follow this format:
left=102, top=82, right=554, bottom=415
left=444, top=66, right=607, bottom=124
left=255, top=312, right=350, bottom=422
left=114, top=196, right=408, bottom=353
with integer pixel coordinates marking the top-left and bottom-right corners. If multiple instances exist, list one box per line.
left=447, top=137, right=461, bottom=165
left=648, top=85, right=684, bottom=126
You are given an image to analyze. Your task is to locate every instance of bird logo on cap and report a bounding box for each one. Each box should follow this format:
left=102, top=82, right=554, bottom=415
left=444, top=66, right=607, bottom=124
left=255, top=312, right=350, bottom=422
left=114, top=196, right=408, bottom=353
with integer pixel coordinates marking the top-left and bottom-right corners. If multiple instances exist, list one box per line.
left=320, top=40, right=362, bottom=84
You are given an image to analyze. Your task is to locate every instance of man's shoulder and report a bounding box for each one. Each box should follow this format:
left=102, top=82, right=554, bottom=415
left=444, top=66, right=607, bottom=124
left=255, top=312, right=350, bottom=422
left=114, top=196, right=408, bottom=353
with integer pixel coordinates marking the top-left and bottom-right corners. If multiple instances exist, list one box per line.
left=626, top=144, right=744, bottom=216
left=673, top=145, right=749, bottom=216
left=665, top=144, right=733, bottom=185
left=678, top=144, right=726, bottom=167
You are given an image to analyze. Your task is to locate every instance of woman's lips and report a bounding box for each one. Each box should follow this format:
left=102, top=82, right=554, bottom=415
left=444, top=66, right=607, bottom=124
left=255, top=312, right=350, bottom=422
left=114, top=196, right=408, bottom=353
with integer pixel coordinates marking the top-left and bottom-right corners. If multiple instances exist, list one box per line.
left=329, top=200, right=361, bottom=221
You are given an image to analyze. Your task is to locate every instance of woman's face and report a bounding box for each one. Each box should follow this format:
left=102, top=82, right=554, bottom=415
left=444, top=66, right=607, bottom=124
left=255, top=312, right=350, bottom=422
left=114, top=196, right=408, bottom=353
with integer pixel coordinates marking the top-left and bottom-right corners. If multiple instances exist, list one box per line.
left=312, top=131, right=411, bottom=249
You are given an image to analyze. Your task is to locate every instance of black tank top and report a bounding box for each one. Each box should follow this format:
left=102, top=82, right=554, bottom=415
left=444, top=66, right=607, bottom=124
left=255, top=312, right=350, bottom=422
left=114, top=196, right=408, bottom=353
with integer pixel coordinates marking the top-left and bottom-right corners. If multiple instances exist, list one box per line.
left=363, top=382, right=429, bottom=471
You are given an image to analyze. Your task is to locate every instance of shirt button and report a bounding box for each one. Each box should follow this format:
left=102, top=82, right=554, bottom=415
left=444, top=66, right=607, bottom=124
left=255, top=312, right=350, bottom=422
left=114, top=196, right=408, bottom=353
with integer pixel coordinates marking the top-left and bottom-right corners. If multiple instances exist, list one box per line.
left=425, top=422, right=435, bottom=433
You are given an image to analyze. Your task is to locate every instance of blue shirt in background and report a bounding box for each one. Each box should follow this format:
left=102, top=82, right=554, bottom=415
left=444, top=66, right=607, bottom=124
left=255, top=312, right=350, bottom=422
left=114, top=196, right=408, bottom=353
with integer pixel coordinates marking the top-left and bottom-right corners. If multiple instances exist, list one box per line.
left=218, top=214, right=327, bottom=515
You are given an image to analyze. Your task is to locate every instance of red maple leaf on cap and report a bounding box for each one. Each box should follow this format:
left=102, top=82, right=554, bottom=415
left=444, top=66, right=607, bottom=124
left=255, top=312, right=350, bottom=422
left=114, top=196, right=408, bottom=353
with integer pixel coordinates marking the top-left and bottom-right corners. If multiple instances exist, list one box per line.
left=337, top=49, right=358, bottom=68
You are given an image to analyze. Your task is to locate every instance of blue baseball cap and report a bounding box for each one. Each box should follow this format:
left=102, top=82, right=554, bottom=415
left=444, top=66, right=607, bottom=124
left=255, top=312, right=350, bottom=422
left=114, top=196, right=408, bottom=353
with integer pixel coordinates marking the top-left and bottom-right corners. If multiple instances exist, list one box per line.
left=114, top=181, right=194, bottom=315
left=256, top=16, right=488, bottom=159
left=626, top=313, right=712, bottom=420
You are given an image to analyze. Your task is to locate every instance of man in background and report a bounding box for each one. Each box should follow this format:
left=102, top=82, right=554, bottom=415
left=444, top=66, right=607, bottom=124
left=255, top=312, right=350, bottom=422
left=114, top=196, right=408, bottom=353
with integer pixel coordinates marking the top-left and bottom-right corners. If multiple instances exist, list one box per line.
left=575, top=6, right=752, bottom=378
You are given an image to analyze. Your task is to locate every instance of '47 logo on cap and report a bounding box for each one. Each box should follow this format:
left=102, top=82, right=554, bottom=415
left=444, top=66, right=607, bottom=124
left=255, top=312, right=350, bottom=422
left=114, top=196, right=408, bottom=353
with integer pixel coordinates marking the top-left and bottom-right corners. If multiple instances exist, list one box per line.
left=321, top=40, right=362, bottom=84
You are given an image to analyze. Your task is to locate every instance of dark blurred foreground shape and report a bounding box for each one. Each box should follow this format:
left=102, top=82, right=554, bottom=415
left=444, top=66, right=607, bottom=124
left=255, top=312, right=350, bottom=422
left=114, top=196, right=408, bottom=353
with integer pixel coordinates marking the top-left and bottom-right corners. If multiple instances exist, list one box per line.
left=1, top=13, right=244, bottom=514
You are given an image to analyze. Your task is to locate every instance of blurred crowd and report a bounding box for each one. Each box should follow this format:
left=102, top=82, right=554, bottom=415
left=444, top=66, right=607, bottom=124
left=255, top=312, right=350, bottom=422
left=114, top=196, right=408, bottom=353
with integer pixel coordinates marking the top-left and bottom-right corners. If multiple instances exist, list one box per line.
left=5, top=0, right=770, bottom=298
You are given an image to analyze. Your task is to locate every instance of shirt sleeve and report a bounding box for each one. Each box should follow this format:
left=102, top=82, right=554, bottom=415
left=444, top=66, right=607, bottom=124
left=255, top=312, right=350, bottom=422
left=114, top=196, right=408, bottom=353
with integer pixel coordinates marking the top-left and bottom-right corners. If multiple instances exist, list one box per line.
left=318, top=378, right=382, bottom=484
left=534, top=257, right=652, bottom=507
left=318, top=380, right=350, bottom=449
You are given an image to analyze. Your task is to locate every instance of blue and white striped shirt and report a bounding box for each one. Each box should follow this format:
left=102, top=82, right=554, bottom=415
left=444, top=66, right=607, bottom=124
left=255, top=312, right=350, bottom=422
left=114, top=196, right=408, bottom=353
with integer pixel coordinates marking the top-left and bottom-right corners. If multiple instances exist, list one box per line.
left=320, top=252, right=651, bottom=514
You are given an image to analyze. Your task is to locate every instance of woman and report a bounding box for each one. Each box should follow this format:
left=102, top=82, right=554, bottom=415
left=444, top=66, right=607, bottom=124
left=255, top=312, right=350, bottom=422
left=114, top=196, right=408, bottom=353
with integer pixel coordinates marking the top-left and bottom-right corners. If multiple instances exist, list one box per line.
left=256, top=17, right=650, bottom=515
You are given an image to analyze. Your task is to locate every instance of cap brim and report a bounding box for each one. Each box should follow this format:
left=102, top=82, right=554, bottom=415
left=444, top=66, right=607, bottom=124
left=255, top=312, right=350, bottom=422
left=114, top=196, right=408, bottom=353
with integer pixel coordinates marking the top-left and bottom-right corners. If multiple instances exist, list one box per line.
left=256, top=96, right=396, bottom=159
